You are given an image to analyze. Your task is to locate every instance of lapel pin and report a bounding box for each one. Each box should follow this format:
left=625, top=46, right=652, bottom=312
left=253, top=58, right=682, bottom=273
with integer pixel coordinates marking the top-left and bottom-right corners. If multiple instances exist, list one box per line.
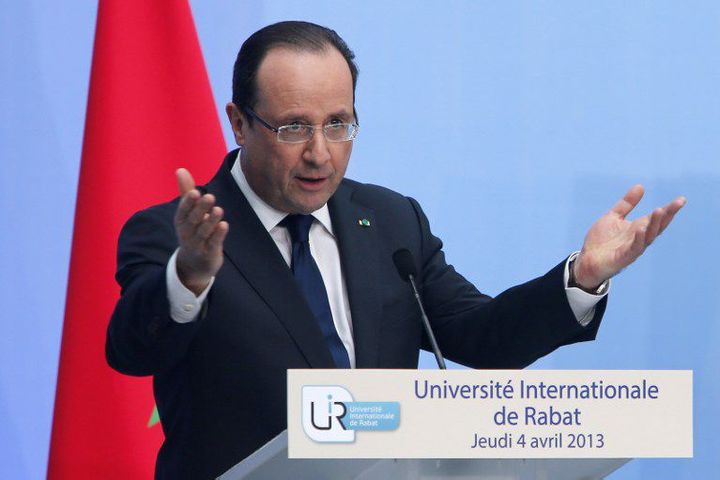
left=357, top=218, right=371, bottom=227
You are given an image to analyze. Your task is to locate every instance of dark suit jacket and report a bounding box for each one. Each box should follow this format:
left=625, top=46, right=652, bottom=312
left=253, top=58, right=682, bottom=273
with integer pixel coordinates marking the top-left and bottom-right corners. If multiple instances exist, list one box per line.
left=106, top=149, right=606, bottom=479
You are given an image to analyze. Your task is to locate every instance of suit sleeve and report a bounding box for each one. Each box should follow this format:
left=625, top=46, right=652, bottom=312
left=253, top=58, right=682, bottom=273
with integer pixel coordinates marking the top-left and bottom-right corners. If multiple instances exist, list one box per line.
left=106, top=203, right=204, bottom=376
left=407, top=197, right=606, bottom=369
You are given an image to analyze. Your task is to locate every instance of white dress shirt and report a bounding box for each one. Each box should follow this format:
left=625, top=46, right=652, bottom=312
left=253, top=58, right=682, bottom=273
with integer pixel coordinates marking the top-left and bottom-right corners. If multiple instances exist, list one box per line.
left=166, top=151, right=608, bottom=367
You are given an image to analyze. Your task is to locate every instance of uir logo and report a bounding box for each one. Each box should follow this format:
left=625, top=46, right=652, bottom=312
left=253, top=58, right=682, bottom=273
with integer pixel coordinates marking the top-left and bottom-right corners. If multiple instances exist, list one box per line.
left=302, top=385, right=355, bottom=443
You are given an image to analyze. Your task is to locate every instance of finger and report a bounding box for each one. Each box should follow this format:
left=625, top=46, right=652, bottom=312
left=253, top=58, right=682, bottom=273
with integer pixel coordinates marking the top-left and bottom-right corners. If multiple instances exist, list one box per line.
left=610, top=184, right=645, bottom=218
left=196, top=206, right=224, bottom=241
left=644, top=208, right=664, bottom=246
left=174, top=188, right=201, bottom=224
left=176, top=168, right=196, bottom=195
left=629, top=221, right=648, bottom=257
left=186, top=193, right=216, bottom=228
left=657, top=196, right=687, bottom=235
left=207, top=221, right=229, bottom=251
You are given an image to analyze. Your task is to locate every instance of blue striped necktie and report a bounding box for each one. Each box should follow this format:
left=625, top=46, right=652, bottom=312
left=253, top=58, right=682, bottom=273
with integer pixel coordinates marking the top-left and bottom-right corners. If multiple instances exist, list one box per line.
left=282, top=214, right=351, bottom=368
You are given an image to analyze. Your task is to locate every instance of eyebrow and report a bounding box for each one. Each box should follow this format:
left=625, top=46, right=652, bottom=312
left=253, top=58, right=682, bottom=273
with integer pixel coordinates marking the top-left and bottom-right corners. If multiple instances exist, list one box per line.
left=326, top=109, right=353, bottom=120
left=276, top=109, right=353, bottom=125
left=329, top=111, right=354, bottom=123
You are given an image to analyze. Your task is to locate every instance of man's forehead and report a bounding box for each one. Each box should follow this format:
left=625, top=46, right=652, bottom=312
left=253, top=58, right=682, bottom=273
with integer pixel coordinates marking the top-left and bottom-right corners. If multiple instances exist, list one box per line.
left=254, top=46, right=354, bottom=112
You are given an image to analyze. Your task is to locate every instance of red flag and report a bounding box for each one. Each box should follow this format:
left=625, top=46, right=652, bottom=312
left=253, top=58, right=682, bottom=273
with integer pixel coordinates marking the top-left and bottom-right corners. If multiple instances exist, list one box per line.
left=48, top=1, right=225, bottom=477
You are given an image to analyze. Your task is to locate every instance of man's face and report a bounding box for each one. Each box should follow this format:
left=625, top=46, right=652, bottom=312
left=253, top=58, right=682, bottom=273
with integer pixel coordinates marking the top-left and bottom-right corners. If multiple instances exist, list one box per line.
left=227, top=47, right=355, bottom=214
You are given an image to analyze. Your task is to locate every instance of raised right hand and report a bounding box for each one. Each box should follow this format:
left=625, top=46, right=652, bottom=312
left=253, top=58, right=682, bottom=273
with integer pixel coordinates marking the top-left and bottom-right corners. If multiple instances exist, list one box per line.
left=174, top=168, right=229, bottom=295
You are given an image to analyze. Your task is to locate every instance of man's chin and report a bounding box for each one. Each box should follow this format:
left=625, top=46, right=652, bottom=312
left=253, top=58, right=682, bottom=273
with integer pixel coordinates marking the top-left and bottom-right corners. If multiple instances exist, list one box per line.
left=281, top=194, right=326, bottom=214
left=285, top=186, right=338, bottom=214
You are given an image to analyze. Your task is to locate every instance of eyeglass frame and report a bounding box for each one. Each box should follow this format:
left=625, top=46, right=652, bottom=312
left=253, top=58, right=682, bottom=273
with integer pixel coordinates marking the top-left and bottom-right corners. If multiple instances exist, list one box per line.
left=242, top=107, right=359, bottom=144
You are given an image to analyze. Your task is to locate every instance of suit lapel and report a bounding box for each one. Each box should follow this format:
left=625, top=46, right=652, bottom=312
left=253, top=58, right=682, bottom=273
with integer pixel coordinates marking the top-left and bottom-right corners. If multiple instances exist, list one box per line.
left=329, top=182, right=382, bottom=368
left=205, top=152, right=335, bottom=368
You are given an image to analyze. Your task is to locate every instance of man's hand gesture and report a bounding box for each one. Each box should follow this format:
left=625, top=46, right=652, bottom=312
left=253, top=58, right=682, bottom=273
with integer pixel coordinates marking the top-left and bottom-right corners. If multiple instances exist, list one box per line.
left=573, top=185, right=686, bottom=290
left=174, top=168, right=229, bottom=295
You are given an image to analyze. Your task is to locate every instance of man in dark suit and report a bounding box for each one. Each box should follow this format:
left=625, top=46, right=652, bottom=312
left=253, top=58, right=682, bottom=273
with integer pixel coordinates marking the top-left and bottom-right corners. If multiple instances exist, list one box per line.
left=106, top=21, right=685, bottom=479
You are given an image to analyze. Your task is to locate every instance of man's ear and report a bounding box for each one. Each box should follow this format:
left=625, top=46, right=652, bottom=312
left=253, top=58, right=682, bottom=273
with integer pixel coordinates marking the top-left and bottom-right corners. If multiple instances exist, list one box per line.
left=225, top=102, right=246, bottom=146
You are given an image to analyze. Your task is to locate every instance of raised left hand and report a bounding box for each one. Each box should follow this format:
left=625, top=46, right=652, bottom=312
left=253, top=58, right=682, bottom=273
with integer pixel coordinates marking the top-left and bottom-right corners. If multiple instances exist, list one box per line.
left=573, top=184, right=686, bottom=290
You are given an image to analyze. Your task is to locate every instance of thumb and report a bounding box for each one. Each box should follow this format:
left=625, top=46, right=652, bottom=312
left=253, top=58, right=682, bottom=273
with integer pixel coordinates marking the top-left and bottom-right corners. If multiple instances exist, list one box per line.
left=176, top=168, right=196, bottom=195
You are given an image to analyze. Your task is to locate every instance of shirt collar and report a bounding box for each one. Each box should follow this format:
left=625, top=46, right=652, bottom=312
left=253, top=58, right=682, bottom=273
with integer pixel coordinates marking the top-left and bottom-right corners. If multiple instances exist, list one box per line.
left=230, top=150, right=335, bottom=236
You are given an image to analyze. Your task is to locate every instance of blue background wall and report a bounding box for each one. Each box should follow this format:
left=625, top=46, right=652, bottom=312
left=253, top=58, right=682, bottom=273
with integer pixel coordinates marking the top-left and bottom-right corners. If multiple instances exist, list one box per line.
left=1, top=1, right=717, bottom=478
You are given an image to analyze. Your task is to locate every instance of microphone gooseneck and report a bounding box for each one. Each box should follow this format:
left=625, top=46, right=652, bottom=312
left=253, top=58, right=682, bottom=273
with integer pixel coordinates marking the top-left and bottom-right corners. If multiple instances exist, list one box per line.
left=392, top=249, right=447, bottom=370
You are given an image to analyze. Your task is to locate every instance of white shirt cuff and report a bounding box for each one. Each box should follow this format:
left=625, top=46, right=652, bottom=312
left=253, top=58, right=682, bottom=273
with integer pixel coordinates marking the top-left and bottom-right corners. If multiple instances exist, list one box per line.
left=166, top=249, right=214, bottom=323
left=564, top=252, right=610, bottom=327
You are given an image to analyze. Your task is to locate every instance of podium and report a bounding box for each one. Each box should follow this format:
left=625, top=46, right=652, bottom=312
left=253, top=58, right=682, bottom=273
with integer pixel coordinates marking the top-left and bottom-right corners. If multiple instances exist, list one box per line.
left=218, top=430, right=631, bottom=480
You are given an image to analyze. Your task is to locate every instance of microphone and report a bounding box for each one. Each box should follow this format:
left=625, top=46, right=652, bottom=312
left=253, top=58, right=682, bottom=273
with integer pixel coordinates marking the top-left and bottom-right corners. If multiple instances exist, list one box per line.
left=392, top=249, right=447, bottom=370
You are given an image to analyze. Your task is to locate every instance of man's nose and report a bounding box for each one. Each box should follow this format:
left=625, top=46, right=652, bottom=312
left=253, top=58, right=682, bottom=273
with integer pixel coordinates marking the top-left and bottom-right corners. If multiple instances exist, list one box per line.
left=302, top=128, right=331, bottom=166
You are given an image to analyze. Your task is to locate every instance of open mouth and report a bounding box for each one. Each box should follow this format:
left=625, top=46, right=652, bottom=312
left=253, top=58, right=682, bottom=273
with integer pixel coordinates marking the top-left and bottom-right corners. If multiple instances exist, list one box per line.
left=296, top=176, right=328, bottom=189
left=298, top=177, right=325, bottom=183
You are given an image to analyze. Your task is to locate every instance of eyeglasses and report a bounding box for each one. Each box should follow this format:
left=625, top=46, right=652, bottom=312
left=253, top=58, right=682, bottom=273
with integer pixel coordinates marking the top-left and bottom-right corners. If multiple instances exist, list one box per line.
left=243, top=107, right=359, bottom=144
